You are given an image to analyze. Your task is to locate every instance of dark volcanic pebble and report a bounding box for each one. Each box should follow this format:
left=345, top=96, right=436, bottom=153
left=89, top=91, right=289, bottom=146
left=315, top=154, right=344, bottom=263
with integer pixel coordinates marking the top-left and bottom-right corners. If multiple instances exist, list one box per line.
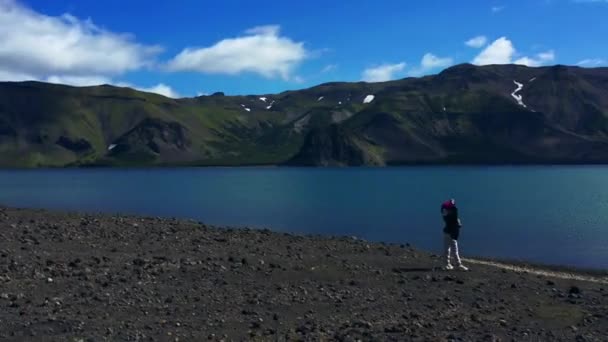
left=570, top=286, right=582, bottom=295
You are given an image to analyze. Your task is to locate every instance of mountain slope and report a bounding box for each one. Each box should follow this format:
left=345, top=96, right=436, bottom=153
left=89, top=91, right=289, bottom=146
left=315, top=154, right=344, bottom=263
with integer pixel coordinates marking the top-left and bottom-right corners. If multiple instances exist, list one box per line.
left=1, top=64, right=608, bottom=167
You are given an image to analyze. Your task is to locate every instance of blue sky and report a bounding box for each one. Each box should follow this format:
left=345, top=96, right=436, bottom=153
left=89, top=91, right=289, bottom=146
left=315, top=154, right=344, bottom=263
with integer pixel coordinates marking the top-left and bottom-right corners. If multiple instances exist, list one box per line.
left=0, top=0, right=607, bottom=97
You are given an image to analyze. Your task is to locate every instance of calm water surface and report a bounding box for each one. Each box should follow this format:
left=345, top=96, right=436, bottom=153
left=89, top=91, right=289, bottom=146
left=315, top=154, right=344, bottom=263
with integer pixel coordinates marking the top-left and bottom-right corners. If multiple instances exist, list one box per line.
left=0, top=167, right=607, bottom=270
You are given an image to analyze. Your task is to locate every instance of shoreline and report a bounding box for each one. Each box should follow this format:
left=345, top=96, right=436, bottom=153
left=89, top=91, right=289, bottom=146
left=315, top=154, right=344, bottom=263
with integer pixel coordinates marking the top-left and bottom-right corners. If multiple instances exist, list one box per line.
left=1, top=206, right=606, bottom=340
left=2, top=204, right=605, bottom=274
left=4, top=203, right=607, bottom=273
left=462, top=259, right=608, bottom=285
left=3, top=162, right=608, bottom=170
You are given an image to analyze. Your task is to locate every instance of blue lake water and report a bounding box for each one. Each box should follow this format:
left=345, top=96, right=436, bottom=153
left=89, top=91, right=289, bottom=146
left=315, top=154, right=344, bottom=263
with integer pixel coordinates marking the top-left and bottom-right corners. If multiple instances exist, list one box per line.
left=0, top=167, right=607, bottom=270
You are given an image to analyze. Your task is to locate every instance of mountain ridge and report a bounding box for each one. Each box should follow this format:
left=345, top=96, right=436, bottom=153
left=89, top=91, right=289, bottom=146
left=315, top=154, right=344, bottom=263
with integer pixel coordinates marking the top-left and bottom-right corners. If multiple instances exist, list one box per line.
left=1, top=63, right=608, bottom=167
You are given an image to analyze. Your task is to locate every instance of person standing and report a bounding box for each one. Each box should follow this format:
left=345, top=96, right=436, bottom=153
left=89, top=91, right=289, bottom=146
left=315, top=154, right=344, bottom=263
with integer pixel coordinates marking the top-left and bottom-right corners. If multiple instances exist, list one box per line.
left=441, top=199, right=469, bottom=271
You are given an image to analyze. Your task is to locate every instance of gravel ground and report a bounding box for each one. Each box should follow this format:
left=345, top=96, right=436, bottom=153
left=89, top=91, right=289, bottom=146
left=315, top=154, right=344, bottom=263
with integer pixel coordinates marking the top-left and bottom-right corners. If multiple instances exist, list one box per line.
left=0, top=206, right=607, bottom=341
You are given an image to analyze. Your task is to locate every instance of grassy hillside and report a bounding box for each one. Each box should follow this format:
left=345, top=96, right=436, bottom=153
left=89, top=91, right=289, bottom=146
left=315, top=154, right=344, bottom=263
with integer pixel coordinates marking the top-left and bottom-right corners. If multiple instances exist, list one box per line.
left=1, top=64, right=608, bottom=167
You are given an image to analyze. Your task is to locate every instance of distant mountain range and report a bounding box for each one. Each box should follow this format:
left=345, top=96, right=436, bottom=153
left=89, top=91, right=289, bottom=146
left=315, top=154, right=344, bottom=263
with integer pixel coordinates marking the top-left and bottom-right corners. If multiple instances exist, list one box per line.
left=1, top=63, right=608, bottom=167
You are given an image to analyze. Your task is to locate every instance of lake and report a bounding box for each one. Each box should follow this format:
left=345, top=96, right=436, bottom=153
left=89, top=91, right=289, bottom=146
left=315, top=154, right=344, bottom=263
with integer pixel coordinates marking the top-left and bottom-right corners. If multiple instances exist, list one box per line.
left=0, top=167, right=607, bottom=270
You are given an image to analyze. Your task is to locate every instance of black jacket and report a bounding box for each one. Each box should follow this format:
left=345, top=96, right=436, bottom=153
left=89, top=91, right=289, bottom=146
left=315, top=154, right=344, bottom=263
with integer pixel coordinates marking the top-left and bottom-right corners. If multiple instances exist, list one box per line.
left=442, top=206, right=461, bottom=235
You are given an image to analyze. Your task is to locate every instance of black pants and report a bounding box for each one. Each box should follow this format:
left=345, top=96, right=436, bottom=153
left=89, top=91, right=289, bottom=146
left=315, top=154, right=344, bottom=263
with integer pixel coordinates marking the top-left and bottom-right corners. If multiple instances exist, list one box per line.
left=443, top=227, right=460, bottom=240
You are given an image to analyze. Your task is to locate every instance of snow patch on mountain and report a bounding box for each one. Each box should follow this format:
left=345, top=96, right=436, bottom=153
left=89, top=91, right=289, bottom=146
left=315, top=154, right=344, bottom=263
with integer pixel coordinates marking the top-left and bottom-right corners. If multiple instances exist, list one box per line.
left=511, top=80, right=527, bottom=108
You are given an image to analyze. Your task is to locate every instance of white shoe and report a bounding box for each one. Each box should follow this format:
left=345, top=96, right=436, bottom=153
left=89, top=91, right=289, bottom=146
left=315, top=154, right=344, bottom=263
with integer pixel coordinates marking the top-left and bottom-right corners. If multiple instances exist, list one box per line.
left=444, top=264, right=454, bottom=271
left=457, top=265, right=469, bottom=271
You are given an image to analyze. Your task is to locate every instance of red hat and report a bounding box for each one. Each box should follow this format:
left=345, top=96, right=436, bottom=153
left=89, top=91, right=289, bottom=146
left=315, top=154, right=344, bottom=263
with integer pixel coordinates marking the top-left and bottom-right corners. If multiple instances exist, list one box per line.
left=441, top=199, right=455, bottom=209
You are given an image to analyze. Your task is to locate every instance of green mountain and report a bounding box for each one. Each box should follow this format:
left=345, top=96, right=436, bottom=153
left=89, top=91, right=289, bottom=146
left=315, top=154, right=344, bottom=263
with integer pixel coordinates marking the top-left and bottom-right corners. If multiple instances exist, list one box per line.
left=1, top=64, right=608, bottom=167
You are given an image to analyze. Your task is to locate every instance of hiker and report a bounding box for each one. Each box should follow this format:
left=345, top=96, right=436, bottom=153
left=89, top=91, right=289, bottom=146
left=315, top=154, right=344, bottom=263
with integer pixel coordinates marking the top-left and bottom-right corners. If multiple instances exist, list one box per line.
left=441, top=199, right=468, bottom=271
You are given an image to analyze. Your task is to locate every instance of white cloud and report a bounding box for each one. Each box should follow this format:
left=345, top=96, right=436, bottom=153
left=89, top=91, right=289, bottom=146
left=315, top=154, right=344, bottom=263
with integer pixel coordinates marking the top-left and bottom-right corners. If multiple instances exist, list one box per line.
left=537, top=50, right=555, bottom=61
left=361, top=62, right=406, bottom=82
left=321, top=64, right=338, bottom=73
left=408, top=53, right=453, bottom=76
left=465, top=35, right=488, bottom=48
left=514, top=50, right=555, bottom=67
left=137, top=83, right=180, bottom=98
left=45, top=75, right=111, bottom=86
left=472, top=37, right=515, bottom=65
left=0, top=69, right=35, bottom=82
left=473, top=37, right=555, bottom=67
left=577, top=58, right=607, bottom=66
left=115, top=81, right=180, bottom=98
left=245, top=25, right=280, bottom=36
left=166, top=25, right=307, bottom=80
left=512, top=57, right=537, bottom=67
left=421, top=53, right=453, bottom=69
left=0, top=1, right=188, bottom=99
left=0, top=0, right=161, bottom=83
left=491, top=5, right=505, bottom=12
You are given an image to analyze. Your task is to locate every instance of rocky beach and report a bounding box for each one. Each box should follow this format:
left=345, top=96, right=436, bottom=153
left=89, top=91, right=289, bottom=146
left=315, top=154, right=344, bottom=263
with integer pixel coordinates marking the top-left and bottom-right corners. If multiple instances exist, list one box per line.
left=0, top=206, right=606, bottom=341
